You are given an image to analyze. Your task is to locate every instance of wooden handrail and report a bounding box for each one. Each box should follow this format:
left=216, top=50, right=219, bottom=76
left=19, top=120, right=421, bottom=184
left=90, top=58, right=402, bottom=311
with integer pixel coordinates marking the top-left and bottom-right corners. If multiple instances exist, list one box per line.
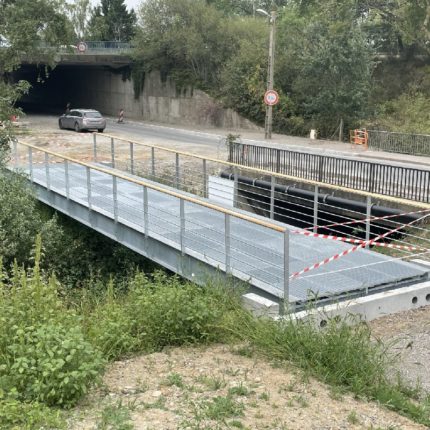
left=16, top=140, right=288, bottom=233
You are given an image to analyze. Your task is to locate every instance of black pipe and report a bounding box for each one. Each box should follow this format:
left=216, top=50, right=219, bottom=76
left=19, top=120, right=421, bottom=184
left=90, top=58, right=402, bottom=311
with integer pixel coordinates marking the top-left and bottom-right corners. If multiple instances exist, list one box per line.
left=220, top=172, right=421, bottom=224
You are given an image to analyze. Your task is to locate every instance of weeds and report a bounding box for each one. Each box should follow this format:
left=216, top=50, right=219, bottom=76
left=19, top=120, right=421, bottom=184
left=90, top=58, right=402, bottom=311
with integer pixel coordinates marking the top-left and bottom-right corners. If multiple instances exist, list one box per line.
left=96, top=401, right=134, bottom=430
left=163, top=373, right=185, bottom=389
left=201, top=395, right=245, bottom=420
left=1, top=236, right=430, bottom=427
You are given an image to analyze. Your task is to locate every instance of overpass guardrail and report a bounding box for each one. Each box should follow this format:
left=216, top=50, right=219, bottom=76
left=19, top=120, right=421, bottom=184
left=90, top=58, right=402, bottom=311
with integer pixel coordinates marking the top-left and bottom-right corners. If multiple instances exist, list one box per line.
left=227, top=141, right=430, bottom=203
left=367, top=130, right=430, bottom=156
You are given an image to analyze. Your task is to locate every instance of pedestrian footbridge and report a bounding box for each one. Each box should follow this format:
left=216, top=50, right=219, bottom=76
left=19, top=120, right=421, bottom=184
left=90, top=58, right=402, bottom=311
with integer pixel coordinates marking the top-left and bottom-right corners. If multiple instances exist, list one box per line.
left=10, top=138, right=430, bottom=309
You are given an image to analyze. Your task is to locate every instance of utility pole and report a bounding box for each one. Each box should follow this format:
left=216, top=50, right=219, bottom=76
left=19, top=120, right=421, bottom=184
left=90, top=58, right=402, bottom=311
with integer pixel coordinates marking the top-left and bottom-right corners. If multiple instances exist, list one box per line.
left=265, top=10, right=276, bottom=139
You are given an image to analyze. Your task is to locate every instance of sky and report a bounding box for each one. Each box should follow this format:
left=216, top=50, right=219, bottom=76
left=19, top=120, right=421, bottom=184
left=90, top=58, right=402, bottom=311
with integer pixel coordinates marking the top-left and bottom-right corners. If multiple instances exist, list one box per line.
left=90, top=0, right=142, bottom=12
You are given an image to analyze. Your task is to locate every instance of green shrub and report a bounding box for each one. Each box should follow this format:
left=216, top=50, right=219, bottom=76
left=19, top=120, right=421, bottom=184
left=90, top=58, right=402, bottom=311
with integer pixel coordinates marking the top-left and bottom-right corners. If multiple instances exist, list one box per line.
left=2, top=322, right=104, bottom=407
left=86, top=272, right=239, bottom=359
left=127, top=272, right=235, bottom=351
left=0, top=240, right=105, bottom=407
left=86, top=282, right=138, bottom=361
left=0, top=397, right=65, bottom=430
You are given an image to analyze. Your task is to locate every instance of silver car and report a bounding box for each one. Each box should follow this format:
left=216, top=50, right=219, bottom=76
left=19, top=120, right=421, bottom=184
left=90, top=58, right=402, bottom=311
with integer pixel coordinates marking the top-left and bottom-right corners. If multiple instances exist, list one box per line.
left=59, top=109, right=106, bottom=132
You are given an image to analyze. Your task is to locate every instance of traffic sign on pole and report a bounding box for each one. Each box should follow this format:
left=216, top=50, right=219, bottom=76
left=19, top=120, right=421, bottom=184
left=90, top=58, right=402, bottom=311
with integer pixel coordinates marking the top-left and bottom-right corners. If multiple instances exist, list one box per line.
left=77, top=41, right=87, bottom=53
left=264, top=90, right=279, bottom=106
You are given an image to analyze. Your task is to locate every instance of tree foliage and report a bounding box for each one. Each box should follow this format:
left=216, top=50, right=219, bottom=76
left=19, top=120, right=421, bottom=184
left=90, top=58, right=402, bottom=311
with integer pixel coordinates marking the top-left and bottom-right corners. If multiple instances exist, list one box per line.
left=0, top=0, right=73, bottom=151
left=134, top=0, right=235, bottom=88
left=63, top=0, right=92, bottom=40
left=87, top=0, right=136, bottom=41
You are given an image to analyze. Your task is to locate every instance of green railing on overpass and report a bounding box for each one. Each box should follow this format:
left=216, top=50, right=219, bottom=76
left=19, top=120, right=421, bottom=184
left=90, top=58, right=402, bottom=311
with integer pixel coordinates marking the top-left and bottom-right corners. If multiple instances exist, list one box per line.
left=37, top=41, right=132, bottom=55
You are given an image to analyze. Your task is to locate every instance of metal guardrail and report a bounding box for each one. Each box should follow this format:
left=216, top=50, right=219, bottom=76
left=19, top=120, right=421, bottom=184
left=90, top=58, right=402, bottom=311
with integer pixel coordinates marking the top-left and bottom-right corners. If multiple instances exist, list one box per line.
left=12, top=140, right=291, bottom=305
left=368, top=130, right=430, bottom=156
left=11, top=136, right=430, bottom=308
left=228, top=142, right=430, bottom=203
left=35, top=41, right=132, bottom=55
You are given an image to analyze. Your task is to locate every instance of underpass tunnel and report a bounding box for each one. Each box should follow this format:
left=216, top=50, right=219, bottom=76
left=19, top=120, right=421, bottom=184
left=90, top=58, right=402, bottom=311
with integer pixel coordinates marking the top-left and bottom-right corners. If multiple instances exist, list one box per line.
left=12, top=63, right=132, bottom=117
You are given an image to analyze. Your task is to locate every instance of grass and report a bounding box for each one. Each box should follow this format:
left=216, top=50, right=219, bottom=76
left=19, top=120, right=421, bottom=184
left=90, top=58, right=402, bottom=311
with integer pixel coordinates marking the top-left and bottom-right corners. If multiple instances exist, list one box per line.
left=201, top=395, right=245, bottom=420
left=196, top=375, right=227, bottom=391
left=162, top=372, right=185, bottom=389
left=96, top=401, right=134, bottom=430
left=347, top=410, right=360, bottom=425
left=2, top=239, right=430, bottom=428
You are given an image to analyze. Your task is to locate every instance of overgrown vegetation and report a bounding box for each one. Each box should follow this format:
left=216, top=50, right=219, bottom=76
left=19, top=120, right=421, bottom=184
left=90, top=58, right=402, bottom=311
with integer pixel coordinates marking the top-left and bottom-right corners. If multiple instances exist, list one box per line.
left=1, top=241, right=430, bottom=427
left=0, top=153, right=430, bottom=426
left=132, top=0, right=430, bottom=138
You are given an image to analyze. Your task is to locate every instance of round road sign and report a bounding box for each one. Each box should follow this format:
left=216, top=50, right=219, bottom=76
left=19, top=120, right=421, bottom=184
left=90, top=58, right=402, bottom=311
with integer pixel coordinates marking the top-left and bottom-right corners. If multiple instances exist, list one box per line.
left=77, top=41, right=87, bottom=53
left=264, top=90, right=279, bottom=106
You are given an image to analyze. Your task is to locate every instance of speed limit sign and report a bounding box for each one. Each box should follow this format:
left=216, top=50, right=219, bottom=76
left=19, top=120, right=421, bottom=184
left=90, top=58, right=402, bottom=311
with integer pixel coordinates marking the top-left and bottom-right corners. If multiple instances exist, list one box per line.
left=264, top=90, right=279, bottom=106
left=77, top=41, right=87, bottom=53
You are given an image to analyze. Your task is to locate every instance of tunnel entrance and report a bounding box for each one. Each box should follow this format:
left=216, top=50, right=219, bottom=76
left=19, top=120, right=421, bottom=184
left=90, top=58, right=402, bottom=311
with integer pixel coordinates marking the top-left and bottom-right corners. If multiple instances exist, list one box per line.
left=12, top=63, right=131, bottom=116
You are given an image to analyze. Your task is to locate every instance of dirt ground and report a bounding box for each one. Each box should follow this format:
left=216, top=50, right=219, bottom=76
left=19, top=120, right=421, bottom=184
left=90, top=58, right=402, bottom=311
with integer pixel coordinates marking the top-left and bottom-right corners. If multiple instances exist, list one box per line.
left=68, top=344, right=426, bottom=430
left=18, top=117, right=430, bottom=429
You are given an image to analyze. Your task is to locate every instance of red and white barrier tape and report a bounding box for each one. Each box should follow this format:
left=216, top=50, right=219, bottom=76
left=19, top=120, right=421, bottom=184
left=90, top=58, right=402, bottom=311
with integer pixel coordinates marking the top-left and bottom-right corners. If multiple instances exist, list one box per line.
left=290, top=212, right=430, bottom=280
left=299, top=208, right=430, bottom=232
left=293, top=230, right=426, bottom=251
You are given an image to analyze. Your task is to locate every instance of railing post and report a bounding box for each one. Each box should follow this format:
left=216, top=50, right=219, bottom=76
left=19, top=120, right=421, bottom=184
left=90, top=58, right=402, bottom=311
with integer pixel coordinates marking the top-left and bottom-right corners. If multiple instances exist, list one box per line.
left=276, top=149, right=281, bottom=173
left=233, top=168, right=238, bottom=208
left=65, top=160, right=70, bottom=199
left=93, top=133, right=97, bottom=162
left=270, top=176, right=275, bottom=219
left=313, top=185, right=319, bottom=233
left=143, top=186, right=148, bottom=238
left=86, top=166, right=92, bottom=210
left=202, top=159, right=207, bottom=198
left=180, top=198, right=185, bottom=255
left=129, top=142, right=134, bottom=174
left=365, top=195, right=371, bottom=248
left=369, top=163, right=375, bottom=194
left=283, top=228, right=290, bottom=314
left=112, top=176, right=118, bottom=222
left=151, top=147, right=155, bottom=177
left=318, top=157, right=324, bottom=182
left=175, top=152, right=180, bottom=189
left=28, top=147, right=33, bottom=182
left=111, top=137, right=115, bottom=168
left=45, top=152, right=50, bottom=190
left=225, top=213, right=231, bottom=274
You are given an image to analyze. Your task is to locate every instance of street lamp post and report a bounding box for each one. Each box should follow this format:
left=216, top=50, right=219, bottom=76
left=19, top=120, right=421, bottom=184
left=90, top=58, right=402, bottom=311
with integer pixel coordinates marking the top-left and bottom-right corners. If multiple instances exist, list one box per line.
left=257, top=9, right=277, bottom=139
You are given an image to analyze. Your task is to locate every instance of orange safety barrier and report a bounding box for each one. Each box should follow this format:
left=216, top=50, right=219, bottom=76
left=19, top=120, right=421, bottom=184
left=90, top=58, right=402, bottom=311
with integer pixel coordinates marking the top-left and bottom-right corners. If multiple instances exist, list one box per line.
left=350, top=128, right=368, bottom=147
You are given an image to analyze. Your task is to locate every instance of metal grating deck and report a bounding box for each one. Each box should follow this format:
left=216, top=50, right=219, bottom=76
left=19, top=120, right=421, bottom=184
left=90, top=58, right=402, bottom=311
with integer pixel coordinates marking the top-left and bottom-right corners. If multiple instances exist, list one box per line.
left=25, top=163, right=429, bottom=303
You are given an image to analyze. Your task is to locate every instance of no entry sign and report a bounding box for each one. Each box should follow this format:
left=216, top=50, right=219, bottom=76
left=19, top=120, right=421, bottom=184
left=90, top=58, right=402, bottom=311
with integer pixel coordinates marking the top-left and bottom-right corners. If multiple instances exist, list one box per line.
left=264, top=90, right=279, bottom=106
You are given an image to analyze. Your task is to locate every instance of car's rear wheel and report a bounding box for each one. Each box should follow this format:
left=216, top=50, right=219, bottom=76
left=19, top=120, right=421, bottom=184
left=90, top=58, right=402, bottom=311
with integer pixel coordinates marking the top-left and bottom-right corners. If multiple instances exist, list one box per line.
left=98, top=129, right=104, bottom=133
left=58, top=119, right=64, bottom=130
left=74, top=122, right=81, bottom=132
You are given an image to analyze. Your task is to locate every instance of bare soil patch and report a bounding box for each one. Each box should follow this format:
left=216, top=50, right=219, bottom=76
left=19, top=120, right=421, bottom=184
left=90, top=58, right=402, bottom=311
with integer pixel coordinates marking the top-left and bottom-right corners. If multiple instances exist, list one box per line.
left=68, top=344, right=423, bottom=430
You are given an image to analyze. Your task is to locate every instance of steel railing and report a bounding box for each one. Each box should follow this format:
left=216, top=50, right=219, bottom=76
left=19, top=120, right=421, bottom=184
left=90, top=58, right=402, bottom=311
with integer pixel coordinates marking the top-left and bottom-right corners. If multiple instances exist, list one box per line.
left=11, top=140, right=291, bottom=307
left=368, top=130, right=430, bottom=156
left=227, top=141, right=430, bottom=203
left=11, top=136, right=430, bottom=309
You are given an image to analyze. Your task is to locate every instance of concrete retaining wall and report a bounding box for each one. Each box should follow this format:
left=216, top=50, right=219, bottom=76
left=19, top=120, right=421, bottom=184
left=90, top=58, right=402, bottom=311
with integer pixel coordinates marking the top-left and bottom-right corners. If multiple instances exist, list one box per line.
left=67, top=68, right=257, bottom=129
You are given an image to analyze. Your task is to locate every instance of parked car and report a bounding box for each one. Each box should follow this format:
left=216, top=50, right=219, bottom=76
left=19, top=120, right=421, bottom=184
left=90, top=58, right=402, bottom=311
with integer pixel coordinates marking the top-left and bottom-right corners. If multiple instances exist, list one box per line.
left=59, top=109, right=106, bottom=132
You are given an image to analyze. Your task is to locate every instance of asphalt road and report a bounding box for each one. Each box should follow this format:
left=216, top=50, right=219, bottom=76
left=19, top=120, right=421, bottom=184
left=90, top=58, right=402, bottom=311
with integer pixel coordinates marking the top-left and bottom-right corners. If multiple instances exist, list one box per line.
left=107, top=119, right=224, bottom=146
left=26, top=113, right=226, bottom=148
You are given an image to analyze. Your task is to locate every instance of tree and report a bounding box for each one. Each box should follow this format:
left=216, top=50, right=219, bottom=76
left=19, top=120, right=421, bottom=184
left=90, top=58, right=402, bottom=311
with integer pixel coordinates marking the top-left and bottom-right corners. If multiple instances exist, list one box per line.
left=218, top=18, right=267, bottom=120
left=134, top=0, right=235, bottom=88
left=64, top=0, right=92, bottom=40
left=87, top=0, right=136, bottom=41
left=0, top=0, right=72, bottom=154
left=275, top=5, right=375, bottom=136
